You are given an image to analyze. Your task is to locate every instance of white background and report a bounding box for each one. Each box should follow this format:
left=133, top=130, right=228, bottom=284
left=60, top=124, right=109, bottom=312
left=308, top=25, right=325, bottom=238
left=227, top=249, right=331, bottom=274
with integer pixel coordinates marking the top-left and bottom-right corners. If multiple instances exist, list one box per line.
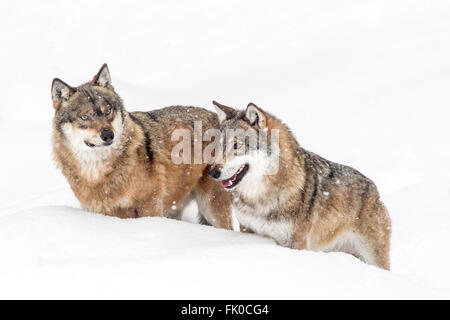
left=0, top=0, right=449, bottom=298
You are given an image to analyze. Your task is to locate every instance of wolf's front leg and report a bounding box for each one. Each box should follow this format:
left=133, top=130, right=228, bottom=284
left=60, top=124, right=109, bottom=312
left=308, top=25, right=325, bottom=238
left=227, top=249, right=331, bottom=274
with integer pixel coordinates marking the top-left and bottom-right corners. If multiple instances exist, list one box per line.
left=138, top=193, right=165, bottom=218
left=194, top=177, right=233, bottom=230
left=109, top=207, right=139, bottom=219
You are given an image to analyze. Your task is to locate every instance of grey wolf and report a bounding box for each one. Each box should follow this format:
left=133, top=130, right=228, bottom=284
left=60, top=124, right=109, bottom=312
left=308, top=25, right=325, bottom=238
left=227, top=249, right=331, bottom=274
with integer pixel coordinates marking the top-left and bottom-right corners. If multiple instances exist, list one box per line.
left=209, top=101, right=391, bottom=269
left=51, top=64, right=232, bottom=229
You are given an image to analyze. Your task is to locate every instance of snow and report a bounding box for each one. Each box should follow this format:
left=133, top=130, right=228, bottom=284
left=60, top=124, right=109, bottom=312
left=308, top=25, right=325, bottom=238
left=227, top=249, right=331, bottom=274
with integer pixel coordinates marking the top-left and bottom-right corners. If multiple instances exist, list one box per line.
left=1, top=0, right=450, bottom=299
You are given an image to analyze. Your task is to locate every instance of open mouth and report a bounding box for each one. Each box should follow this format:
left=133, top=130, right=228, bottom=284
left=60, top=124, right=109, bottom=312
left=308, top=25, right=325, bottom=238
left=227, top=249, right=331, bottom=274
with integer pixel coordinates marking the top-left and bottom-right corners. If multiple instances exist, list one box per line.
left=85, top=141, right=96, bottom=148
left=84, top=141, right=113, bottom=148
left=220, top=164, right=249, bottom=189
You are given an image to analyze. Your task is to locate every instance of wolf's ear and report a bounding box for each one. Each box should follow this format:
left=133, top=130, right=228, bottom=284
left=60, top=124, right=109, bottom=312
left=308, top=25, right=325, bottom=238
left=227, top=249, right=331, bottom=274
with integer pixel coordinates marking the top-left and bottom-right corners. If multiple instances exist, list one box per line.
left=92, top=63, right=112, bottom=88
left=212, top=100, right=237, bottom=123
left=51, top=78, right=75, bottom=110
left=245, top=103, right=267, bottom=129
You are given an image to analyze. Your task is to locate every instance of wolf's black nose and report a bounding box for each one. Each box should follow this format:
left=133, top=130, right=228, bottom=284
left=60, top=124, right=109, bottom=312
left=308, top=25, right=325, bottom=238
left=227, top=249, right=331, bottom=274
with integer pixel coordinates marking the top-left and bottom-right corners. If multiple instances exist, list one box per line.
left=209, top=167, right=221, bottom=179
left=101, top=128, right=114, bottom=142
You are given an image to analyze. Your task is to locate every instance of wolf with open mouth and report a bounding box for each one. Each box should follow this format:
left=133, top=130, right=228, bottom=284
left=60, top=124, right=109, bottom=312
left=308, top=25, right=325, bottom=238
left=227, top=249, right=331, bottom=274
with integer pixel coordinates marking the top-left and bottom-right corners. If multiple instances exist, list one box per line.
left=209, top=101, right=391, bottom=269
left=51, top=64, right=232, bottom=229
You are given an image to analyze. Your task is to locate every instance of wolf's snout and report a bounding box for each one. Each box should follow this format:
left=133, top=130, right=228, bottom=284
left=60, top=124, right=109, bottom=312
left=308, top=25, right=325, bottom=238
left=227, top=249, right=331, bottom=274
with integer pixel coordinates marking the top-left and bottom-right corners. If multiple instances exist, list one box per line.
left=209, top=167, right=221, bottom=179
left=100, top=128, right=114, bottom=143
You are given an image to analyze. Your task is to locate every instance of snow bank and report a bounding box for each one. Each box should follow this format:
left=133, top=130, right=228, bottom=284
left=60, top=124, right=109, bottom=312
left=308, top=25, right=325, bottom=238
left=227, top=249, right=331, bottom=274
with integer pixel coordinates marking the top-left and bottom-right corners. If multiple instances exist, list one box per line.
left=0, top=206, right=446, bottom=299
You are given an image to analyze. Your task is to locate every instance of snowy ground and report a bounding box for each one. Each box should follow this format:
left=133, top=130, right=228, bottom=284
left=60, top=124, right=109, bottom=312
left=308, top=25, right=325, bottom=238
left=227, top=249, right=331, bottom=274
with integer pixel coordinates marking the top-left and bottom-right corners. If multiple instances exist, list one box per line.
left=1, top=0, right=450, bottom=299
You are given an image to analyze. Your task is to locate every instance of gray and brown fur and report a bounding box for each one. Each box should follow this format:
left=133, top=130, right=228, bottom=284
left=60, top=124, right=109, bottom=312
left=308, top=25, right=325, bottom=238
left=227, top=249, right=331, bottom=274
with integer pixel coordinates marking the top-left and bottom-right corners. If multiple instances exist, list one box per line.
left=210, top=101, right=391, bottom=269
left=51, top=64, right=232, bottom=229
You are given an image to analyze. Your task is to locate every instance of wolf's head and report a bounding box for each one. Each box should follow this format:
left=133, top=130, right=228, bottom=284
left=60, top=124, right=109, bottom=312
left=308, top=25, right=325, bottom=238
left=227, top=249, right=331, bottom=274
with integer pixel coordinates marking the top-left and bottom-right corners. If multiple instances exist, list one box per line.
left=209, top=101, right=280, bottom=196
left=52, top=64, right=126, bottom=158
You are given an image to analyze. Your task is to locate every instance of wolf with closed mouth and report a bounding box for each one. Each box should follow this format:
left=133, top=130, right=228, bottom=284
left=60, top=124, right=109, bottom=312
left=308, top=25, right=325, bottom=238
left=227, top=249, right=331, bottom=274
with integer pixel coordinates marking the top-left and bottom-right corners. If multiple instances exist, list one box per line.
left=209, top=101, right=391, bottom=269
left=51, top=64, right=232, bottom=229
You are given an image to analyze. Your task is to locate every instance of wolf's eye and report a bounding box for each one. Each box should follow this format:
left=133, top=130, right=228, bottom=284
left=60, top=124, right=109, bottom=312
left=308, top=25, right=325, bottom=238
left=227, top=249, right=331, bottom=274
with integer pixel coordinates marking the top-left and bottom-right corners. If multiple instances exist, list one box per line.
left=80, top=115, right=89, bottom=121
left=105, top=107, right=112, bottom=115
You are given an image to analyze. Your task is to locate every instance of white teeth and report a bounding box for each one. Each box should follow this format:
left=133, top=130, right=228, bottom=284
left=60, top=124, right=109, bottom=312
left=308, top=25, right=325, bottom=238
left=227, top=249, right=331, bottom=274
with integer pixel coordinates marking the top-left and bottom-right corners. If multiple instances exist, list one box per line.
left=223, top=165, right=247, bottom=188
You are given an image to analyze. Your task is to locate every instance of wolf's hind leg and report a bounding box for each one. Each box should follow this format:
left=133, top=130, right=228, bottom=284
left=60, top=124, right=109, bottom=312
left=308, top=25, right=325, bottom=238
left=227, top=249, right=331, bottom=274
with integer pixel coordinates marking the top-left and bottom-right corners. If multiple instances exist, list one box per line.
left=360, top=227, right=391, bottom=270
left=356, top=202, right=392, bottom=270
left=355, top=234, right=390, bottom=270
left=194, top=175, right=233, bottom=230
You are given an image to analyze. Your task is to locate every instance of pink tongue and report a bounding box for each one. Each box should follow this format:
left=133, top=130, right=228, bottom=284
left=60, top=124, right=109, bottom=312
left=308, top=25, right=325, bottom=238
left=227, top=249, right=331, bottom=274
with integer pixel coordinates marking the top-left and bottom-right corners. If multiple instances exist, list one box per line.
left=221, top=172, right=238, bottom=188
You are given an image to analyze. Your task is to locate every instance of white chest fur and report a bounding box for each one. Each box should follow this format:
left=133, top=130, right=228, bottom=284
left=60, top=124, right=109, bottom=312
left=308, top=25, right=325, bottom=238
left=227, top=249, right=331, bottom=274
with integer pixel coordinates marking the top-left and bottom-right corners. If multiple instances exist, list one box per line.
left=235, top=208, right=293, bottom=247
